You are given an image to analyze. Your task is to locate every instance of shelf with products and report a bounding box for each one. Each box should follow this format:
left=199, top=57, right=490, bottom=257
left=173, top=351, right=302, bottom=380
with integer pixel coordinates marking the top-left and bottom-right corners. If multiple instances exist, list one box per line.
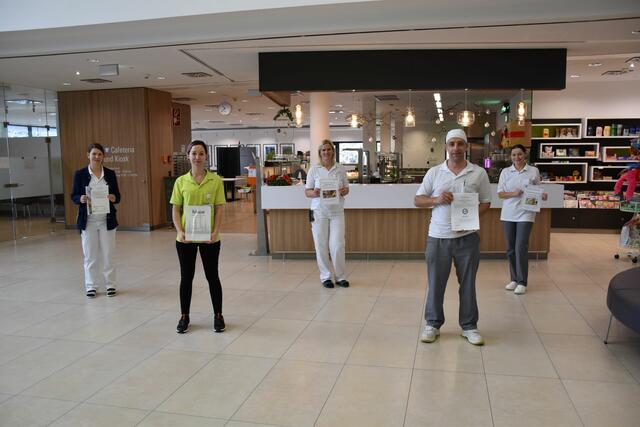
left=534, top=162, right=588, bottom=184
left=584, top=118, right=640, bottom=138
left=589, top=165, right=628, bottom=182
left=531, top=122, right=582, bottom=140
left=538, top=142, right=599, bottom=159
left=601, top=146, right=636, bottom=162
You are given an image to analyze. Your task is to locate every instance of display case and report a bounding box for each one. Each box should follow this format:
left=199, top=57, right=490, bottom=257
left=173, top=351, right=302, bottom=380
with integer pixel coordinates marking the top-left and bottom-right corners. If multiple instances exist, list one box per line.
left=377, top=152, right=401, bottom=183
left=534, top=162, right=588, bottom=184
left=342, top=148, right=370, bottom=183
left=589, top=165, right=627, bottom=182
left=532, top=122, right=582, bottom=140
left=538, top=142, right=599, bottom=159
left=601, top=146, right=636, bottom=162
left=584, top=118, right=640, bottom=138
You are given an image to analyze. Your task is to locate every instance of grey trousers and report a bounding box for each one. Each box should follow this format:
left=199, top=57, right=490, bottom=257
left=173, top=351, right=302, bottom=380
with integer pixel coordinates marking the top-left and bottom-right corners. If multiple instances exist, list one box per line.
left=425, top=232, right=480, bottom=330
left=501, top=221, right=533, bottom=286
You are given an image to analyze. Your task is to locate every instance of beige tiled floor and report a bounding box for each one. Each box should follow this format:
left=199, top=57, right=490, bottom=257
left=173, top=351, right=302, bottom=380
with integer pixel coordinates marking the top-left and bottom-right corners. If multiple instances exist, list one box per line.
left=0, top=230, right=639, bottom=426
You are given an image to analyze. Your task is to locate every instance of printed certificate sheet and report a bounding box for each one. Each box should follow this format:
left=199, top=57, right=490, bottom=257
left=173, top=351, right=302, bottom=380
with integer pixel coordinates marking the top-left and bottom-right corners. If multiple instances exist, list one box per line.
left=520, top=185, right=543, bottom=212
left=319, top=178, right=339, bottom=205
left=185, top=205, right=212, bottom=241
left=86, top=185, right=110, bottom=215
left=451, top=192, right=480, bottom=231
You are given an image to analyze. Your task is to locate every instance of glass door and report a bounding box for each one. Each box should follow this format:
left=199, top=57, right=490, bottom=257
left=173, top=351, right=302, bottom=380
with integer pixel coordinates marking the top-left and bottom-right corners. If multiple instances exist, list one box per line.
left=0, top=83, right=63, bottom=241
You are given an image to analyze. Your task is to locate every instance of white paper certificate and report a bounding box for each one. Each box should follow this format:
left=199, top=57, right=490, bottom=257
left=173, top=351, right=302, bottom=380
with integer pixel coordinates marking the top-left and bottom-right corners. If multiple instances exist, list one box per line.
left=520, top=185, right=543, bottom=212
left=451, top=192, right=480, bottom=231
left=319, top=178, right=339, bottom=205
left=185, top=205, right=212, bottom=241
left=87, top=185, right=110, bottom=215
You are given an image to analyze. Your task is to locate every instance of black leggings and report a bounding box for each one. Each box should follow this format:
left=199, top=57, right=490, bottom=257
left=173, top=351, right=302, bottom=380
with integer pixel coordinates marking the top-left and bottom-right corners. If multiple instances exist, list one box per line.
left=176, top=240, right=222, bottom=315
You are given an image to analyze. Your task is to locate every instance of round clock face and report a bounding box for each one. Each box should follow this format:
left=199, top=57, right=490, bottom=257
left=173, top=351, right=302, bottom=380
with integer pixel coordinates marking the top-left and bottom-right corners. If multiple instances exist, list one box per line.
left=218, top=102, right=232, bottom=116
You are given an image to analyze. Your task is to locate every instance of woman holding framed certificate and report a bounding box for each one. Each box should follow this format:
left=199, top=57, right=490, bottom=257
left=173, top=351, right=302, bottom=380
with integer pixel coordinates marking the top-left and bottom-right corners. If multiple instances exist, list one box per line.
left=305, top=140, right=350, bottom=288
left=497, top=144, right=547, bottom=295
left=170, top=141, right=226, bottom=334
left=71, top=143, right=121, bottom=298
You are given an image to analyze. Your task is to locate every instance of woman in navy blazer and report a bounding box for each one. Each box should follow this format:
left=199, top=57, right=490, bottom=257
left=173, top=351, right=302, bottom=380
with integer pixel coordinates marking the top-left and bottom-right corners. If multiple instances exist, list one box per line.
left=71, top=143, right=121, bottom=298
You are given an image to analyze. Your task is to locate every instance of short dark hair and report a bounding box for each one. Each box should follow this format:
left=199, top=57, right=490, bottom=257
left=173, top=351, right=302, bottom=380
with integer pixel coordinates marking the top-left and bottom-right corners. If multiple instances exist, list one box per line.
left=510, top=144, right=527, bottom=154
left=87, top=143, right=105, bottom=154
left=187, top=140, right=208, bottom=156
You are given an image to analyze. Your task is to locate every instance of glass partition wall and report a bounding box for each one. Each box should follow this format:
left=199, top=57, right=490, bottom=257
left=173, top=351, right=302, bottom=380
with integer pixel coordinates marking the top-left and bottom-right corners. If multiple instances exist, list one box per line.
left=0, top=83, right=64, bottom=242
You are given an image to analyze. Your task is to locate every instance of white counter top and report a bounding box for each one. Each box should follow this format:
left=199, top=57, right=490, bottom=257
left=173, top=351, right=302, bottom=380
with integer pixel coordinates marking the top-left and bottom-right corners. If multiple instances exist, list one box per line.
left=261, top=183, right=565, bottom=209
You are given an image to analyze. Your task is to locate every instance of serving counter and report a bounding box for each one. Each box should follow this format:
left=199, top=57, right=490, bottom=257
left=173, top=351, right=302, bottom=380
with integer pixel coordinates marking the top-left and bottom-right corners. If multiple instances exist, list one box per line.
left=262, top=184, right=564, bottom=258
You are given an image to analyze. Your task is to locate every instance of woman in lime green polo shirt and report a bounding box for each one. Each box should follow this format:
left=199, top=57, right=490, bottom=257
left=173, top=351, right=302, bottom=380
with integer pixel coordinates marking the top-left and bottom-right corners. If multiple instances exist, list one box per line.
left=170, top=140, right=226, bottom=334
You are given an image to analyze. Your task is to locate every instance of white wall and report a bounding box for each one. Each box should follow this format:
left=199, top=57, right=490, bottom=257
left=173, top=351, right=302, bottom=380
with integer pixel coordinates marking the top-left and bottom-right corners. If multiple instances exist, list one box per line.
left=402, top=124, right=446, bottom=168
left=532, top=80, right=640, bottom=119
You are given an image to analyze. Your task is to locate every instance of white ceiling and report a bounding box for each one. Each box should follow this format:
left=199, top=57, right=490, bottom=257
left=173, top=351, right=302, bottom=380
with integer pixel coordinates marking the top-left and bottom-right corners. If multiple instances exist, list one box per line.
left=1, top=1, right=639, bottom=128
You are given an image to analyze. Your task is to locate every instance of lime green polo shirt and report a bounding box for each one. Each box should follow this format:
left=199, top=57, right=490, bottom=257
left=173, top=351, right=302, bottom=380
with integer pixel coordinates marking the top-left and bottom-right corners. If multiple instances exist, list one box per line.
left=170, top=171, right=226, bottom=242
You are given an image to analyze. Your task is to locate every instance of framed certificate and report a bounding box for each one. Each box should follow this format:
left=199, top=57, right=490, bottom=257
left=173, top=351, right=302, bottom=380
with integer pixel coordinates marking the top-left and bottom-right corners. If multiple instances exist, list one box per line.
left=451, top=192, right=479, bottom=231
left=185, top=205, right=212, bottom=241
left=86, top=185, right=110, bottom=215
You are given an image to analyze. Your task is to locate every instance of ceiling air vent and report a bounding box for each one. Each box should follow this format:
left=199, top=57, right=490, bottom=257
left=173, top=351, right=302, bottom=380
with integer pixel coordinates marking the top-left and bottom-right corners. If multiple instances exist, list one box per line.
left=181, top=72, right=213, bottom=78
left=245, top=112, right=263, bottom=116
left=601, top=70, right=626, bottom=76
left=374, top=95, right=399, bottom=101
left=80, top=78, right=112, bottom=83
left=172, top=97, right=195, bottom=102
left=207, top=120, right=225, bottom=123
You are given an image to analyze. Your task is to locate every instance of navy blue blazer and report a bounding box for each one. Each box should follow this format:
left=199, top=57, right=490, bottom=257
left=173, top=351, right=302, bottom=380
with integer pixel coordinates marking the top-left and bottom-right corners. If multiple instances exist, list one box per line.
left=71, top=166, right=121, bottom=231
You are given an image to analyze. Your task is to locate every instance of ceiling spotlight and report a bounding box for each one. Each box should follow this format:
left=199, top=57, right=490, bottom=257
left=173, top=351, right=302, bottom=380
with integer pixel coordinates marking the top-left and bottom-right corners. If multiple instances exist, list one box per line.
left=86, top=58, right=100, bottom=63
left=62, top=82, right=71, bottom=86
left=208, top=90, right=217, bottom=94
left=435, top=119, right=441, bottom=124
left=484, top=122, right=490, bottom=128
left=485, top=108, right=491, bottom=115
left=569, top=74, right=581, bottom=78
left=75, top=71, right=80, bottom=76
left=588, top=63, right=602, bottom=67
left=490, top=130, right=496, bottom=137
left=157, top=76, right=166, bottom=80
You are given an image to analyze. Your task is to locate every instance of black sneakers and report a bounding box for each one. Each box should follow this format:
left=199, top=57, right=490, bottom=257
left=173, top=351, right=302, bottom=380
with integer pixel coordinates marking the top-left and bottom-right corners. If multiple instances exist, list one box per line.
left=176, top=316, right=190, bottom=334
left=86, top=289, right=96, bottom=298
left=322, top=280, right=335, bottom=288
left=336, top=280, right=350, bottom=288
left=106, top=288, right=116, bottom=297
left=214, top=313, right=225, bottom=333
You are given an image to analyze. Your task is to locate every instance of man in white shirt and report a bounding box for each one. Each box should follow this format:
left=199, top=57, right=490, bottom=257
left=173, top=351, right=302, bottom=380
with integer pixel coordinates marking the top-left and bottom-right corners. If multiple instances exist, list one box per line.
left=414, top=129, right=492, bottom=345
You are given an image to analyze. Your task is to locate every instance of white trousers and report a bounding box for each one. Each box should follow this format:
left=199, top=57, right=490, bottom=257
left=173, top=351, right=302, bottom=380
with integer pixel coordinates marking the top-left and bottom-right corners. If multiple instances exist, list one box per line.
left=311, top=210, right=346, bottom=282
left=81, top=220, right=116, bottom=291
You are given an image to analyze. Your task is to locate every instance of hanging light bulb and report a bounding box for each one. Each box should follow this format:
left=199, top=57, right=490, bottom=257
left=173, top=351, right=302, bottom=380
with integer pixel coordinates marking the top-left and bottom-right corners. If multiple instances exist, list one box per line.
left=349, top=113, right=360, bottom=128
left=404, top=89, right=416, bottom=127
left=516, top=89, right=528, bottom=125
left=294, top=104, right=303, bottom=127
left=457, top=88, right=475, bottom=127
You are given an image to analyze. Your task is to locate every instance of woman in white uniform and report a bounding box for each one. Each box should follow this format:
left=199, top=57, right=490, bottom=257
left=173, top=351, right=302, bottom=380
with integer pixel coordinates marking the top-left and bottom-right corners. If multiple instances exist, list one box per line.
left=497, top=144, right=547, bottom=295
left=305, top=140, right=350, bottom=288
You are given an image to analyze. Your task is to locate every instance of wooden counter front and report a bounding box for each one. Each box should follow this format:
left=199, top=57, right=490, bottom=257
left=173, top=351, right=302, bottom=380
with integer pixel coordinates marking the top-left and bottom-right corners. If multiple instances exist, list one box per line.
left=267, top=208, right=551, bottom=256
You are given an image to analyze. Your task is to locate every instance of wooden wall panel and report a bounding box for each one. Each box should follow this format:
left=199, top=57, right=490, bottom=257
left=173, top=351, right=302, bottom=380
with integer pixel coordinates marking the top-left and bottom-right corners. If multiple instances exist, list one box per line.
left=171, top=102, right=191, bottom=153
left=59, top=91, right=97, bottom=227
left=148, top=89, right=173, bottom=227
left=267, top=208, right=552, bottom=255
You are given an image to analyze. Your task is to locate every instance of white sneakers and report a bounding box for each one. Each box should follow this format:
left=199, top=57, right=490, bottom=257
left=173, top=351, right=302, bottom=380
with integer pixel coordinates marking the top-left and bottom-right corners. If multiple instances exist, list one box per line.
left=505, top=281, right=518, bottom=290
left=506, top=281, right=527, bottom=295
left=514, top=284, right=527, bottom=294
left=420, top=325, right=440, bottom=343
left=461, top=329, right=485, bottom=346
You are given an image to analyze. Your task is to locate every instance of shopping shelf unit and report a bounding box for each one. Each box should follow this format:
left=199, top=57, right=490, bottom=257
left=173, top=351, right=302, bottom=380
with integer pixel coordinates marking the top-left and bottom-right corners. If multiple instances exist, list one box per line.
left=534, top=162, right=588, bottom=184
left=589, top=165, right=629, bottom=183
left=531, top=117, right=639, bottom=229
left=532, top=122, right=582, bottom=140
left=538, top=142, right=599, bottom=160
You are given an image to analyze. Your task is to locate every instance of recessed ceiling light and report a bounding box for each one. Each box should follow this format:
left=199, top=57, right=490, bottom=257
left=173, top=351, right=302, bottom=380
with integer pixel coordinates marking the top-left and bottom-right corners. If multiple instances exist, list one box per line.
left=62, top=82, right=71, bottom=86
left=87, top=58, right=100, bottom=63
left=156, top=76, right=166, bottom=80
left=204, top=109, right=213, bottom=112
left=208, top=90, right=217, bottom=94
left=241, top=99, right=248, bottom=103
left=570, top=74, right=581, bottom=78
left=75, top=71, right=81, bottom=75
left=335, top=104, right=343, bottom=108
left=588, top=63, right=602, bottom=67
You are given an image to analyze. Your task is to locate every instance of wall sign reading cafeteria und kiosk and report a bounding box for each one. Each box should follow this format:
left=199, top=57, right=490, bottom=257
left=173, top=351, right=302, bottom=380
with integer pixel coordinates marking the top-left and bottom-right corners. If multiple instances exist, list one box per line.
left=102, top=145, right=138, bottom=178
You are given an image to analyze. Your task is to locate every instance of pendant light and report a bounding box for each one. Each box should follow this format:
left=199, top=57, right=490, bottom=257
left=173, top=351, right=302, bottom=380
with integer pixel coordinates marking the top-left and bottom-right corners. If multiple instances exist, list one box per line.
left=457, top=88, right=475, bottom=127
left=347, top=90, right=361, bottom=128
left=516, top=89, right=527, bottom=125
left=294, top=104, right=303, bottom=127
left=404, top=89, right=416, bottom=127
